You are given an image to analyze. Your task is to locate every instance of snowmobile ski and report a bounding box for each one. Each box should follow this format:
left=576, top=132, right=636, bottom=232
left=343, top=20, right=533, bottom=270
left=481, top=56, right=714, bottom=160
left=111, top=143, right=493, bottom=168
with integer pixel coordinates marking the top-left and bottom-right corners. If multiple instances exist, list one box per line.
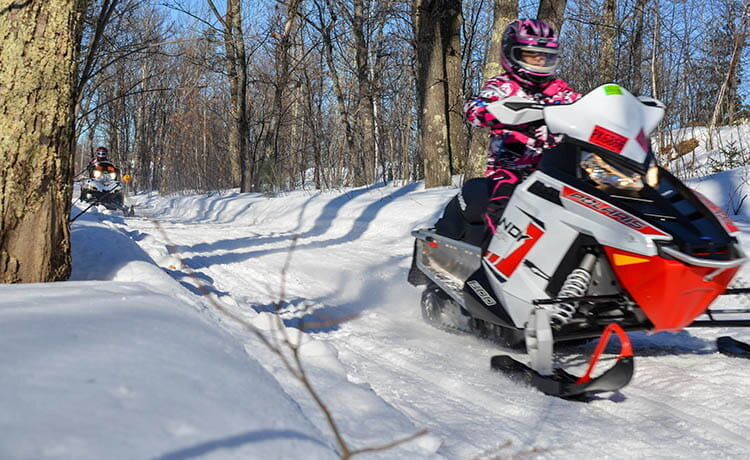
left=716, top=336, right=750, bottom=359
left=491, top=323, right=634, bottom=399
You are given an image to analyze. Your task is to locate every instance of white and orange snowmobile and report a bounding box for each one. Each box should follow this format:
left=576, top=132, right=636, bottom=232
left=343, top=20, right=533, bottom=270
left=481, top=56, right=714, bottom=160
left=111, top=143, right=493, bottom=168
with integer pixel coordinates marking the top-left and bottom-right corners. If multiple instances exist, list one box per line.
left=75, top=161, right=134, bottom=220
left=408, top=84, right=750, bottom=399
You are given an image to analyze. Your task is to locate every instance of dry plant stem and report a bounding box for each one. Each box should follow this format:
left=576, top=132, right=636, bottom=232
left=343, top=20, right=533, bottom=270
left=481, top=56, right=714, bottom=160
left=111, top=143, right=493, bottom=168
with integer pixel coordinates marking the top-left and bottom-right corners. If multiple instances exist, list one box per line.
left=150, top=220, right=427, bottom=458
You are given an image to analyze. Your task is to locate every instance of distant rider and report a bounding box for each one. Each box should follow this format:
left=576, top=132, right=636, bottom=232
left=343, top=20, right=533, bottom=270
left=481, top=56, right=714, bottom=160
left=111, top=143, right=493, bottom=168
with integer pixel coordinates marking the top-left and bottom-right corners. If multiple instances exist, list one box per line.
left=464, top=18, right=581, bottom=229
left=87, top=146, right=111, bottom=177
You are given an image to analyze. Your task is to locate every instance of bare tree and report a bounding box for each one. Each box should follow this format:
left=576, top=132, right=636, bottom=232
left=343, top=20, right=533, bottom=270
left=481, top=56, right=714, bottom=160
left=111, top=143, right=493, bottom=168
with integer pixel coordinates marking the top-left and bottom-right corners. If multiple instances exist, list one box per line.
left=599, top=0, right=617, bottom=82
left=708, top=0, right=750, bottom=148
left=466, top=0, right=517, bottom=180
left=207, top=0, right=250, bottom=190
left=444, top=0, right=467, bottom=174
left=0, top=0, right=88, bottom=282
left=414, top=0, right=464, bottom=187
left=628, top=0, right=648, bottom=95
left=254, top=0, right=303, bottom=191
left=537, top=0, right=567, bottom=33
left=352, top=0, right=378, bottom=185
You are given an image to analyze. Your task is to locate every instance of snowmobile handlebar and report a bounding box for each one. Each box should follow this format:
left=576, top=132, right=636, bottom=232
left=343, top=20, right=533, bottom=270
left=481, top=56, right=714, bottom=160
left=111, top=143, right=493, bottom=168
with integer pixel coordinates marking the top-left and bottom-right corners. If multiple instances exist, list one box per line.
left=486, top=97, right=545, bottom=126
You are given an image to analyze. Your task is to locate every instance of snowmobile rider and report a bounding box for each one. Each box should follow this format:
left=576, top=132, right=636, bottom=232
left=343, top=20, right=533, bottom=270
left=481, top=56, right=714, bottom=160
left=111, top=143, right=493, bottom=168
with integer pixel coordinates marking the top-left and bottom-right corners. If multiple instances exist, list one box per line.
left=87, top=146, right=113, bottom=178
left=464, top=18, right=581, bottom=229
left=86, top=147, right=119, bottom=178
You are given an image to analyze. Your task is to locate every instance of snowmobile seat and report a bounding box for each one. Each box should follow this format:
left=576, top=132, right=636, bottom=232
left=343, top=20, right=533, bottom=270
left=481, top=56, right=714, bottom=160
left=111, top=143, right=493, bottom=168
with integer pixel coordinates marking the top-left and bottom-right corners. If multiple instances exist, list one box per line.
left=434, top=178, right=490, bottom=246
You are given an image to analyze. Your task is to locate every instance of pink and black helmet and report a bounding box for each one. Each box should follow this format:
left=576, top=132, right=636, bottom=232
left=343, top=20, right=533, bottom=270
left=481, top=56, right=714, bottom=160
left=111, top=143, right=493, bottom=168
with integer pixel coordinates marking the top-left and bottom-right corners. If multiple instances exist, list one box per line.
left=501, top=19, right=560, bottom=87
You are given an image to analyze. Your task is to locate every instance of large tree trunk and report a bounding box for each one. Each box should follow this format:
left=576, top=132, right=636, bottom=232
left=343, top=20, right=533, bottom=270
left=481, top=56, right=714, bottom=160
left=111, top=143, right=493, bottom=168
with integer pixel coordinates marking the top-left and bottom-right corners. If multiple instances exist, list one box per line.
left=208, top=0, right=247, bottom=189
left=443, top=0, right=466, bottom=174
left=466, top=0, right=517, bottom=179
left=415, top=0, right=451, bottom=187
left=599, top=0, right=617, bottom=83
left=484, top=0, right=516, bottom=79
left=255, top=0, right=300, bottom=191
left=0, top=0, right=88, bottom=283
left=537, top=0, right=567, bottom=33
left=229, top=0, right=251, bottom=193
left=353, top=0, right=377, bottom=185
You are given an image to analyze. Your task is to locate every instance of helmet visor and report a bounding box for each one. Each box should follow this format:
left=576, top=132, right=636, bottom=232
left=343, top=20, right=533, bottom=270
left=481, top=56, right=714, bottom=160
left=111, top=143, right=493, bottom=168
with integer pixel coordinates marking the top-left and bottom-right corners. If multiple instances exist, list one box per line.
left=511, top=46, right=559, bottom=75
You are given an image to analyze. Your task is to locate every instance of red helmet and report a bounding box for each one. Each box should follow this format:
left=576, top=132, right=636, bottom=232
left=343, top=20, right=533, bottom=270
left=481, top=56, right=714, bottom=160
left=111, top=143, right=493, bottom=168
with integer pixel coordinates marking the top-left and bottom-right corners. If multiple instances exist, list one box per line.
left=95, top=146, right=109, bottom=160
left=500, top=19, right=560, bottom=87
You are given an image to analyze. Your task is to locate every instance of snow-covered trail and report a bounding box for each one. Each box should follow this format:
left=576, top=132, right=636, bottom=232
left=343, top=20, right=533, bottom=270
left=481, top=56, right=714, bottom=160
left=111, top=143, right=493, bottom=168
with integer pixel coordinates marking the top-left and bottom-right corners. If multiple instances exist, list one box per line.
left=119, top=183, right=750, bottom=458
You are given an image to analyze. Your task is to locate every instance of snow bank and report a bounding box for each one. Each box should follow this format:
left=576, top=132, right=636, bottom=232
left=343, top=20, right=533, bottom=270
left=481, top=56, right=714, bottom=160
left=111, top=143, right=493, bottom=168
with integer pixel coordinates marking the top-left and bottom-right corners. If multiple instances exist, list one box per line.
left=688, top=167, right=750, bottom=222
left=665, top=124, right=750, bottom=177
left=0, top=208, right=337, bottom=459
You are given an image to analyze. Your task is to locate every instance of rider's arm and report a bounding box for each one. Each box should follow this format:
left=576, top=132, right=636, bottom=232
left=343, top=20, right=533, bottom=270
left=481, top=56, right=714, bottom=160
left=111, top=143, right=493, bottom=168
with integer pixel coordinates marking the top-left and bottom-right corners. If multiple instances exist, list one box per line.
left=542, top=79, right=582, bottom=104
left=464, top=76, right=527, bottom=133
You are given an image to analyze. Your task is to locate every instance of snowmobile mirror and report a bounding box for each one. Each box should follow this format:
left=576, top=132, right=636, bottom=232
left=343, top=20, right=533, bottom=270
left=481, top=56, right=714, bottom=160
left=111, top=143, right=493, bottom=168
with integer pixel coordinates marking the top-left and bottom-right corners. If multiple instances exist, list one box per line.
left=486, top=97, right=544, bottom=126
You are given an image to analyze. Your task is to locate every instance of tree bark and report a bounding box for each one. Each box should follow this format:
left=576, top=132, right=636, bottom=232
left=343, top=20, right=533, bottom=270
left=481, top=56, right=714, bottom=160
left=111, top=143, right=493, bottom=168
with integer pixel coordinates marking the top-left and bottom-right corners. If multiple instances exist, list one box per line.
left=353, top=0, right=376, bottom=185
left=599, top=0, right=617, bottom=83
left=255, top=0, right=300, bottom=191
left=208, top=0, right=247, bottom=189
left=0, top=0, right=88, bottom=283
left=228, top=0, right=251, bottom=192
left=224, top=4, right=242, bottom=189
left=483, top=0, right=516, bottom=79
left=466, top=0, right=516, bottom=180
left=415, top=0, right=451, bottom=188
left=629, top=0, right=647, bottom=95
left=537, top=0, right=567, bottom=33
left=443, top=0, right=465, bottom=174
left=318, top=0, right=357, bottom=181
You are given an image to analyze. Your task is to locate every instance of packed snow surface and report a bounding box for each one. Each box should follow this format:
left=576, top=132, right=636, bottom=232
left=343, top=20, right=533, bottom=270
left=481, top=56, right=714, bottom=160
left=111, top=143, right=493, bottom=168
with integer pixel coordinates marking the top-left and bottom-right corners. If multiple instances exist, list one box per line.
left=2, top=171, right=750, bottom=458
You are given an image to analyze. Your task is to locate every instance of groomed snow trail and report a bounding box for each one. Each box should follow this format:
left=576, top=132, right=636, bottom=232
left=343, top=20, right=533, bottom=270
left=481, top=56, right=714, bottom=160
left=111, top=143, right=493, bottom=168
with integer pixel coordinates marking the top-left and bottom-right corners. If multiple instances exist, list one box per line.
left=120, top=184, right=750, bottom=458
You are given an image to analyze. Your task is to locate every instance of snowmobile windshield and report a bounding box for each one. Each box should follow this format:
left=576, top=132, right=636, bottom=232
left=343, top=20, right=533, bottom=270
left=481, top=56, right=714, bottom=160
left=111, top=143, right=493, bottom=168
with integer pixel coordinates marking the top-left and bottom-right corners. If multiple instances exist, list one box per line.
left=511, top=46, right=559, bottom=75
left=581, top=152, right=658, bottom=191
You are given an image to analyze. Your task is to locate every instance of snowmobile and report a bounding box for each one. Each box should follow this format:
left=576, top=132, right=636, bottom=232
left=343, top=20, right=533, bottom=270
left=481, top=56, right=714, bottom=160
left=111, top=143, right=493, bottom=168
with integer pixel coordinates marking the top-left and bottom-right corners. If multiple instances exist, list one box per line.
left=408, top=84, right=750, bottom=399
left=75, top=161, right=134, bottom=220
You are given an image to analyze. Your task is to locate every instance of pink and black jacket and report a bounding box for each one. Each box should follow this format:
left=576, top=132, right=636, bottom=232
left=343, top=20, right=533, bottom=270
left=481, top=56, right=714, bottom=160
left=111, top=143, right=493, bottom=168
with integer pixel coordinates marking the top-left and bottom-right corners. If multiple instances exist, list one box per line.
left=464, top=74, right=581, bottom=176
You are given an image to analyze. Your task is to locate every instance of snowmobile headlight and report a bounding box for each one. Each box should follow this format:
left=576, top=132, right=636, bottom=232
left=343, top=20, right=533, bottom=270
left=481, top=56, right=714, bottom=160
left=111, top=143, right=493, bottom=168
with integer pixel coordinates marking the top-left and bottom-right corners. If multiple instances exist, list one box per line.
left=107, top=172, right=117, bottom=181
left=92, top=170, right=103, bottom=179
left=581, top=152, right=645, bottom=191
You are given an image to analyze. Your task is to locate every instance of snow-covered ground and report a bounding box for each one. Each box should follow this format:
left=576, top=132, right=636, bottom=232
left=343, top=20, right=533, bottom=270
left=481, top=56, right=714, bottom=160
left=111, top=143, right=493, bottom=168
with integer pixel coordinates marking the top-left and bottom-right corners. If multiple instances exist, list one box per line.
left=2, top=171, right=750, bottom=458
left=666, top=124, right=750, bottom=179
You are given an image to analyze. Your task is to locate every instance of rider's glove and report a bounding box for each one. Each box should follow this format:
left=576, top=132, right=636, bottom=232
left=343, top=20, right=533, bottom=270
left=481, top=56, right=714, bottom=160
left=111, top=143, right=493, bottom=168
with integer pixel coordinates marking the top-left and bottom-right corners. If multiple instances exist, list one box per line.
left=534, top=125, right=551, bottom=148
left=530, top=125, right=561, bottom=153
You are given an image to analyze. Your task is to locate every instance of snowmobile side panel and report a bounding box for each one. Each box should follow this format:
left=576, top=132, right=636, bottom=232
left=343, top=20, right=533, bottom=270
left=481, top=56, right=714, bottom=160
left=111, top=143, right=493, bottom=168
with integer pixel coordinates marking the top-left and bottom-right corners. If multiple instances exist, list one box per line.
left=463, top=269, right=515, bottom=327
left=483, top=180, right=582, bottom=327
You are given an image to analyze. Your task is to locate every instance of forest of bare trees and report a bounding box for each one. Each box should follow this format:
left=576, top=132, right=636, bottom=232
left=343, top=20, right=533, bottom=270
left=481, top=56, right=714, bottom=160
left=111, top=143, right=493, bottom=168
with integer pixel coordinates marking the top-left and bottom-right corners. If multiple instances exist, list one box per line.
left=66, top=0, right=749, bottom=195
left=2, top=0, right=749, bottom=281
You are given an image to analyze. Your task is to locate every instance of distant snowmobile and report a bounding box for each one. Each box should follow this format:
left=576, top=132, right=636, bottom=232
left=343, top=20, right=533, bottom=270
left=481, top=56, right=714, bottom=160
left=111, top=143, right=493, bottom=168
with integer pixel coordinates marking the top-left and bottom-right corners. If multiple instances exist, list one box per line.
left=78, top=161, right=134, bottom=217
left=408, top=84, right=750, bottom=399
